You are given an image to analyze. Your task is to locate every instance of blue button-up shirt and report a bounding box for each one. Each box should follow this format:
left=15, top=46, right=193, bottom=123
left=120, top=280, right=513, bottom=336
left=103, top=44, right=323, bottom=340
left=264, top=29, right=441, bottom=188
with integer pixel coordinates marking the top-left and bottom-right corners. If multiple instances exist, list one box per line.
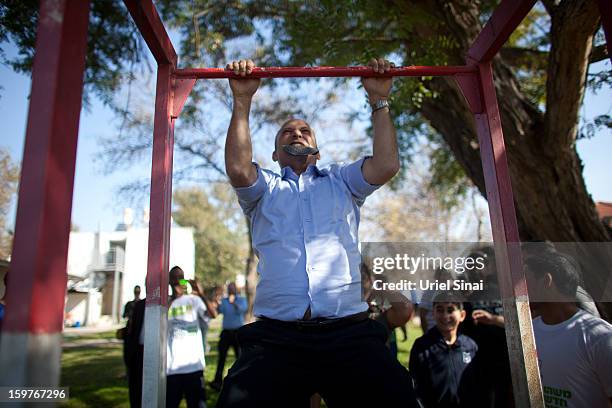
left=234, top=158, right=380, bottom=321
left=217, top=296, right=247, bottom=330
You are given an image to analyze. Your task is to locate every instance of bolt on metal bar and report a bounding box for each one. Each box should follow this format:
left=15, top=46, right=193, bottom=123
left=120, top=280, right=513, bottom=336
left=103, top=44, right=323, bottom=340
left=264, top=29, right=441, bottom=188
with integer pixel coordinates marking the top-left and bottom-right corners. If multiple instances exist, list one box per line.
left=174, top=65, right=477, bottom=79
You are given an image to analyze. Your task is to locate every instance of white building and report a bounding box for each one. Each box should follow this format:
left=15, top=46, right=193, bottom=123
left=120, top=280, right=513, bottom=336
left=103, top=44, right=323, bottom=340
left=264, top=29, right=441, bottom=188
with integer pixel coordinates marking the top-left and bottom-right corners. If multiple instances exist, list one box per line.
left=64, top=215, right=195, bottom=327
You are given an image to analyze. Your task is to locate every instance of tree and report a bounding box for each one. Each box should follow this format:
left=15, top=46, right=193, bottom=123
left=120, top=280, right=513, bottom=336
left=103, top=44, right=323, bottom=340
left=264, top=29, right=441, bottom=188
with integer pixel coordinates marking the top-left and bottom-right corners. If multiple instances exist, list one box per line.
left=0, top=148, right=19, bottom=260
left=161, top=0, right=612, bottom=315
left=0, top=0, right=147, bottom=108
left=3, top=1, right=611, bottom=314
left=172, top=186, right=247, bottom=287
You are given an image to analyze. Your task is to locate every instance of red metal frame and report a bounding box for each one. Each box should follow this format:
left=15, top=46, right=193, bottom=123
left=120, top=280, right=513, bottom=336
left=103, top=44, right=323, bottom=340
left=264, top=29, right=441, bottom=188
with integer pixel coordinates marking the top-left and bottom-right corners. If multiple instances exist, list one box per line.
left=467, top=0, right=537, bottom=63
left=0, top=0, right=90, bottom=386
left=123, top=0, right=177, bottom=66
left=3, top=0, right=610, bottom=405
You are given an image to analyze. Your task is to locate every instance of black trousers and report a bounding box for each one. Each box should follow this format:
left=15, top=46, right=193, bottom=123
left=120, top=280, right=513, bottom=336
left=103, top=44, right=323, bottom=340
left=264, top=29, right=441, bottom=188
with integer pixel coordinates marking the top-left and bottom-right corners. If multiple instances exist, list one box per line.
left=127, top=345, right=144, bottom=408
left=166, top=370, right=207, bottom=408
left=214, top=329, right=241, bottom=383
left=216, top=318, right=417, bottom=408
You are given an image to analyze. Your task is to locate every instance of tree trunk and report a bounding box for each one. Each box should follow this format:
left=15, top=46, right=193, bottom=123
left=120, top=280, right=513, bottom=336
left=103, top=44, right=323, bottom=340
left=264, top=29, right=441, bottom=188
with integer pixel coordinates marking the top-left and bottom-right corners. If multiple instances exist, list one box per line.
left=416, top=0, right=612, bottom=318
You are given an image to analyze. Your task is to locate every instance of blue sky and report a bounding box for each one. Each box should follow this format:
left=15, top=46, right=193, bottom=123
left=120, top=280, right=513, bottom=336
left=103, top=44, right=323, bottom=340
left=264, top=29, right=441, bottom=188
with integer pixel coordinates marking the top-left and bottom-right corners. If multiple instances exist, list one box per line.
left=0, top=43, right=611, bottom=233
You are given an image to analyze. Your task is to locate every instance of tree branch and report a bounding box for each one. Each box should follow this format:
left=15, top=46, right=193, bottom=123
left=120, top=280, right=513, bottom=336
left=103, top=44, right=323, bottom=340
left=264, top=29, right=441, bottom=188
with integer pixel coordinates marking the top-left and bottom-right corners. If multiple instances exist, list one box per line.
left=500, top=46, right=548, bottom=71
left=590, top=44, right=609, bottom=64
left=543, top=0, right=601, bottom=151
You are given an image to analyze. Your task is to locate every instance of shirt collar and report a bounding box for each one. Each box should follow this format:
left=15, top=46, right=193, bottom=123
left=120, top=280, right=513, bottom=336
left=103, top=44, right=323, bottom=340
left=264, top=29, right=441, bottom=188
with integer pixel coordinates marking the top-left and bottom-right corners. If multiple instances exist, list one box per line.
left=432, top=326, right=463, bottom=348
left=281, top=164, right=327, bottom=180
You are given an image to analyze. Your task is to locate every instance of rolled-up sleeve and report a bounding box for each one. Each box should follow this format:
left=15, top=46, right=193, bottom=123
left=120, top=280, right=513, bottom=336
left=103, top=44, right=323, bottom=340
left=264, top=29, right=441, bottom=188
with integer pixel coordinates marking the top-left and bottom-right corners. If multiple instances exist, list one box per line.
left=234, top=163, right=268, bottom=215
left=339, top=157, right=382, bottom=205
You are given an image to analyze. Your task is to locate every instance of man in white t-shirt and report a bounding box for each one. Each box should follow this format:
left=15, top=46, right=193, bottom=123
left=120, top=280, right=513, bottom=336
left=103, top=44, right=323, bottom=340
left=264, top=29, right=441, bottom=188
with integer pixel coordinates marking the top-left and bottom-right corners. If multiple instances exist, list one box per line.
left=166, top=266, right=210, bottom=408
left=525, top=251, right=612, bottom=408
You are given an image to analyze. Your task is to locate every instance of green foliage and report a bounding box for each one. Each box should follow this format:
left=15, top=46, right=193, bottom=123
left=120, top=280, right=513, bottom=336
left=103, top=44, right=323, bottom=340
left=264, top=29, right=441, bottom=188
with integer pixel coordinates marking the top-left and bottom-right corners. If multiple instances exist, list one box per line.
left=3, top=0, right=606, bottom=216
left=428, top=142, right=469, bottom=210
left=173, top=186, right=247, bottom=287
left=0, top=0, right=147, bottom=107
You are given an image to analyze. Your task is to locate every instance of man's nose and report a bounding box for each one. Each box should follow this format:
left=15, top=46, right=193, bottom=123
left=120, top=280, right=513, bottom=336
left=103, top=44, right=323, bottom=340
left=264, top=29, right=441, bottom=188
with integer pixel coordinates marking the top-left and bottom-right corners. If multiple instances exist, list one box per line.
left=292, top=130, right=302, bottom=138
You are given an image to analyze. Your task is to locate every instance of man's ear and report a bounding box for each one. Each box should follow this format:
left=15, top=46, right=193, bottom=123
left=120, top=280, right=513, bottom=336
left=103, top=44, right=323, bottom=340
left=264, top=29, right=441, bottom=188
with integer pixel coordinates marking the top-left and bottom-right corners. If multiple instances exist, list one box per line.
left=315, top=152, right=321, bottom=160
left=544, top=273, right=554, bottom=289
left=272, top=150, right=278, bottom=162
left=459, top=309, right=467, bottom=322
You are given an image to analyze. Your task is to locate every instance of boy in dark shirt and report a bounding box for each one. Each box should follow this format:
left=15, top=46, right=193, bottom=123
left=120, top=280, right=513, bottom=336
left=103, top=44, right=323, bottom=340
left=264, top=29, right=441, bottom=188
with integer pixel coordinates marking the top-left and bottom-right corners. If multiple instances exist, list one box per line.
left=409, top=293, right=478, bottom=408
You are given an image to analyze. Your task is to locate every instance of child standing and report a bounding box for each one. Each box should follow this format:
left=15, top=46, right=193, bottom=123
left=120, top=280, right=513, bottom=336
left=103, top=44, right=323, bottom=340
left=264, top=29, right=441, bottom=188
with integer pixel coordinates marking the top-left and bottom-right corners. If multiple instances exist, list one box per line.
left=409, top=293, right=478, bottom=408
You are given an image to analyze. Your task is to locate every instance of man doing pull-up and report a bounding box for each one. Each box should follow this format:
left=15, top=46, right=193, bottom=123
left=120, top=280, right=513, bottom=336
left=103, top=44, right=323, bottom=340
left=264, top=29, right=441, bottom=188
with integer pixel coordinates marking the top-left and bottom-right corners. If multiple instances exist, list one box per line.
left=218, top=58, right=417, bottom=408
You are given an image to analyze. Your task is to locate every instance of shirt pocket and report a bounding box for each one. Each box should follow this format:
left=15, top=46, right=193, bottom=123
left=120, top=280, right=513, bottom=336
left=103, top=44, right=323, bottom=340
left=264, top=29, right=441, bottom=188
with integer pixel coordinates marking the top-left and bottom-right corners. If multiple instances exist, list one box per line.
left=259, top=186, right=302, bottom=239
left=311, top=177, right=350, bottom=232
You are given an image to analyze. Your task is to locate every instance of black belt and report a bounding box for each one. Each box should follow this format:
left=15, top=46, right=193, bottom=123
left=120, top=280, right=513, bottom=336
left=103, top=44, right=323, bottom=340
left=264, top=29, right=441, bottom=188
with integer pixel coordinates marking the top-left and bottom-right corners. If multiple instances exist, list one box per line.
left=257, top=311, right=369, bottom=330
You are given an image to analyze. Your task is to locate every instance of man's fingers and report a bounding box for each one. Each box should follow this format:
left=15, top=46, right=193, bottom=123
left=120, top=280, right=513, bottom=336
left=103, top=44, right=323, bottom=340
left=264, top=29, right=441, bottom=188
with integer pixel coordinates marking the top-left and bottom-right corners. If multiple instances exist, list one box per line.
left=239, top=60, right=247, bottom=76
left=369, top=57, right=378, bottom=71
left=383, top=60, right=391, bottom=72
left=377, top=58, right=385, bottom=73
left=246, top=59, right=254, bottom=74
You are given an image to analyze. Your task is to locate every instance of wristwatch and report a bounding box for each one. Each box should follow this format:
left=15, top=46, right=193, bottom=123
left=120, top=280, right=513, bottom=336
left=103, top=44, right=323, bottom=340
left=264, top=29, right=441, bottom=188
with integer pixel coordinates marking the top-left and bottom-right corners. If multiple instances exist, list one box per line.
left=371, top=99, right=389, bottom=114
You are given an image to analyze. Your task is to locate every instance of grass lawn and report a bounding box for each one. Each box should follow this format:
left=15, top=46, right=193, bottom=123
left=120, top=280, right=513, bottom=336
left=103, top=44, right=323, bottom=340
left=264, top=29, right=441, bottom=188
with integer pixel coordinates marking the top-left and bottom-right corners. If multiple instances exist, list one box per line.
left=60, top=319, right=423, bottom=407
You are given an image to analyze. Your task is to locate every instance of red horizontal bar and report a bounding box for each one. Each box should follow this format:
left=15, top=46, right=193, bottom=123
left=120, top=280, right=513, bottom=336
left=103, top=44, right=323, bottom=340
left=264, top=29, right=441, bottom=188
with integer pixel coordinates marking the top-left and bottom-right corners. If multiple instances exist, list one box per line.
left=174, top=65, right=476, bottom=79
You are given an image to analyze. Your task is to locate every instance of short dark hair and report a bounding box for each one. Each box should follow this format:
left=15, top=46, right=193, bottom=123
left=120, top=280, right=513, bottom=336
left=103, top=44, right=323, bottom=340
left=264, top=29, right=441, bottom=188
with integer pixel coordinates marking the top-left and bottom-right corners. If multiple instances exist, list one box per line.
left=524, top=251, right=580, bottom=297
left=432, top=291, right=464, bottom=310
left=169, top=266, right=183, bottom=275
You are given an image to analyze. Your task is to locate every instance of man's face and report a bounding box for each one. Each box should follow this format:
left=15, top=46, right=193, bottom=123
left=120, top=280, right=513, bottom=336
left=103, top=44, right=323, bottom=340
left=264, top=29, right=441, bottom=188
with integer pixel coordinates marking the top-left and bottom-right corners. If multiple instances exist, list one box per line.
left=134, top=287, right=141, bottom=298
left=272, top=119, right=320, bottom=168
left=433, top=302, right=466, bottom=335
left=228, top=283, right=237, bottom=296
left=525, top=265, right=548, bottom=312
left=169, top=269, right=184, bottom=287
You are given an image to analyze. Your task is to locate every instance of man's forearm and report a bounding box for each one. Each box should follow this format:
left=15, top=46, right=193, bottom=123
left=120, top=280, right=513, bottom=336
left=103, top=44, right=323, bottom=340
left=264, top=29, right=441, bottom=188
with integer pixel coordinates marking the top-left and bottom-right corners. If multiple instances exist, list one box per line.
left=363, top=108, right=400, bottom=185
left=225, top=96, right=257, bottom=187
left=202, top=296, right=218, bottom=318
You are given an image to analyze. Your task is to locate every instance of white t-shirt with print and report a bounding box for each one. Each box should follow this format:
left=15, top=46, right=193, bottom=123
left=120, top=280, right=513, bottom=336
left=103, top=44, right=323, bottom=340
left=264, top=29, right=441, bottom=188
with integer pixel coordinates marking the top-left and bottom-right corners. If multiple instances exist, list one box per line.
left=167, top=294, right=208, bottom=375
left=533, top=309, right=612, bottom=408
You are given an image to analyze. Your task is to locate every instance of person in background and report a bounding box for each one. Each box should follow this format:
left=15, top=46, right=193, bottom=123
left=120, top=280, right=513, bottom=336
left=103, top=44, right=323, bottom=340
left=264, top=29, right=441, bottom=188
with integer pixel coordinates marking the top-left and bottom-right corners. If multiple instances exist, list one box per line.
left=362, top=264, right=413, bottom=358
left=418, top=268, right=454, bottom=334
left=526, top=250, right=612, bottom=408
left=123, top=285, right=141, bottom=320
left=409, top=292, right=478, bottom=408
left=211, top=282, right=247, bottom=391
left=166, top=266, right=211, bottom=408
left=124, top=295, right=146, bottom=407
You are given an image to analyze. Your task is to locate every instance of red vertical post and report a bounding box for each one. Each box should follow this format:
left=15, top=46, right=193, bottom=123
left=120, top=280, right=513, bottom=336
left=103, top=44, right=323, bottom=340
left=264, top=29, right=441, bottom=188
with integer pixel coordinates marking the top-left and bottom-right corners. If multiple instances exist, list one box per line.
left=142, top=63, right=174, bottom=407
left=473, top=63, right=544, bottom=407
left=0, top=0, right=90, bottom=387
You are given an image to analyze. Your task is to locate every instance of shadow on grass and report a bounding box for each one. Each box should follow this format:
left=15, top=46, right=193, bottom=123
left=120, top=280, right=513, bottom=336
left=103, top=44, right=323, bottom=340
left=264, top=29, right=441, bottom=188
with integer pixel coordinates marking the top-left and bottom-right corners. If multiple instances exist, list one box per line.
left=60, top=346, right=128, bottom=408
